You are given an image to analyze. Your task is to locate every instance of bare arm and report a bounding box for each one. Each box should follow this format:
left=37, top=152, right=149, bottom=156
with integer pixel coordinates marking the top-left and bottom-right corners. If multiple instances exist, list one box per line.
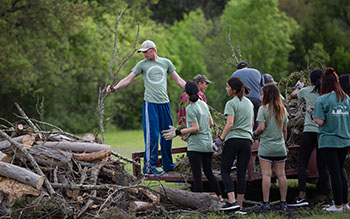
left=290, top=88, right=300, bottom=99
left=107, top=72, right=136, bottom=92
left=283, top=123, right=288, bottom=141
left=254, top=121, right=265, bottom=136
left=180, top=122, right=199, bottom=134
left=209, top=115, right=214, bottom=127
left=220, top=115, right=234, bottom=140
left=170, top=71, right=186, bottom=89
left=314, top=118, right=324, bottom=126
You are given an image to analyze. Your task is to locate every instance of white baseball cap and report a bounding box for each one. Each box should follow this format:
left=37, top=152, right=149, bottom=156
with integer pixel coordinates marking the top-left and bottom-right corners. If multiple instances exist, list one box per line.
left=138, top=40, right=156, bottom=52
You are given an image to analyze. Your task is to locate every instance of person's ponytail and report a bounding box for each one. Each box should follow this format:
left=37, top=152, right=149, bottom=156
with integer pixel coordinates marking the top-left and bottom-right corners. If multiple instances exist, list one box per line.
left=189, top=93, right=199, bottom=102
left=185, top=80, right=200, bottom=103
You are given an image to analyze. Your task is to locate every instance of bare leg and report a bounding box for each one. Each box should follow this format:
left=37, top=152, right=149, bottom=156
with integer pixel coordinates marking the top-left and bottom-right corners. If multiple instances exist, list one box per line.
left=274, top=161, right=288, bottom=202
left=227, top=191, right=236, bottom=203
left=237, top=193, right=245, bottom=208
left=259, top=158, right=272, bottom=202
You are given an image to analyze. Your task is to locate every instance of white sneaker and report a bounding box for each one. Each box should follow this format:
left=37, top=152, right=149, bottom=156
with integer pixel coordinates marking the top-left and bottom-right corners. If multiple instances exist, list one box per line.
left=324, top=205, right=343, bottom=212
left=342, top=204, right=350, bottom=210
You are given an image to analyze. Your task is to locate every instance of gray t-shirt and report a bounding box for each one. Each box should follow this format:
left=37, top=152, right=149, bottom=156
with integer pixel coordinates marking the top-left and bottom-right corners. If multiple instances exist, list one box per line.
left=297, top=86, right=319, bottom=132
left=231, top=68, right=264, bottom=100
left=132, top=57, right=175, bottom=104
left=224, top=96, right=254, bottom=142
left=186, top=100, right=213, bottom=152
left=257, top=104, right=289, bottom=157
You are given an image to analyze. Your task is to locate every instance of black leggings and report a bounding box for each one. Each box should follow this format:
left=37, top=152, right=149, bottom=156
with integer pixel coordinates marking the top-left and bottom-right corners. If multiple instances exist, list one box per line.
left=221, top=138, right=251, bottom=194
left=297, top=132, right=328, bottom=195
left=187, top=151, right=221, bottom=196
left=320, top=147, right=349, bottom=206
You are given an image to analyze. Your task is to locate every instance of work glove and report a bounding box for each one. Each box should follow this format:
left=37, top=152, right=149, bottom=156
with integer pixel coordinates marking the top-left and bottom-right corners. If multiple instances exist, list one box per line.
left=162, top=126, right=181, bottom=140
left=294, top=80, right=304, bottom=89
left=212, top=137, right=224, bottom=152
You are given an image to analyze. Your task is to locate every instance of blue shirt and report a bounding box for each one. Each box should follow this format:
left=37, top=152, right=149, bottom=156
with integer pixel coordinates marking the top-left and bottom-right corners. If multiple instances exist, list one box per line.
left=231, top=68, right=264, bottom=100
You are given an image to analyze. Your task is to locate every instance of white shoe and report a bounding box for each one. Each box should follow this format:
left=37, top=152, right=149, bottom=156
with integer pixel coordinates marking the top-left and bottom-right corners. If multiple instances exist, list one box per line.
left=342, top=204, right=350, bottom=210
left=323, top=205, right=343, bottom=212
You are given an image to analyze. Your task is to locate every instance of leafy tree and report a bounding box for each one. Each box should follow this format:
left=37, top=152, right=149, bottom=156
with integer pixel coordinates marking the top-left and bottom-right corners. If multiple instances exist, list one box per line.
left=305, top=42, right=330, bottom=67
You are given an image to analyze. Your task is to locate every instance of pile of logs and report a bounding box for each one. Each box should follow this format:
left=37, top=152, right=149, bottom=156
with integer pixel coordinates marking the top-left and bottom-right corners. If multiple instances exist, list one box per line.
left=0, top=104, right=219, bottom=218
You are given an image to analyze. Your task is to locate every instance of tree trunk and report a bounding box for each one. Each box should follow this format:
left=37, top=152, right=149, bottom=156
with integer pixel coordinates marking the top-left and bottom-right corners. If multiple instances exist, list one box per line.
left=158, top=186, right=219, bottom=209
left=0, top=161, right=45, bottom=189
left=35, top=141, right=111, bottom=152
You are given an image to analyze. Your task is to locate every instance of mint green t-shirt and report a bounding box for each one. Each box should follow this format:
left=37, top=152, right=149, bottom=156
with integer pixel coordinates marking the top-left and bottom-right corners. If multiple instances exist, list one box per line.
left=313, top=92, right=350, bottom=149
left=297, top=86, right=319, bottom=132
left=132, top=57, right=175, bottom=104
left=224, top=96, right=254, bottom=143
left=186, top=100, right=213, bottom=152
left=257, top=105, right=289, bottom=157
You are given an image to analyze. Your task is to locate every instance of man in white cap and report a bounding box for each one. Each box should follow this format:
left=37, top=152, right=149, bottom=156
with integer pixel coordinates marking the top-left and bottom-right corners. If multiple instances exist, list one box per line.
left=107, top=40, right=185, bottom=175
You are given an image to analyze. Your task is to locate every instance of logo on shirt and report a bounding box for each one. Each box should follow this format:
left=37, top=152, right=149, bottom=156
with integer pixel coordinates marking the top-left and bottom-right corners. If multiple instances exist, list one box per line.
left=331, top=105, right=349, bottom=115
left=146, top=66, right=166, bottom=84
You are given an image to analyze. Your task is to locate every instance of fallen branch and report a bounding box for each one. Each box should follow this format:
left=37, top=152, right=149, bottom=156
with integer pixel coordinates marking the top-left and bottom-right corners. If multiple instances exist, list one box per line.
left=111, top=150, right=140, bottom=166
left=14, top=102, right=40, bottom=132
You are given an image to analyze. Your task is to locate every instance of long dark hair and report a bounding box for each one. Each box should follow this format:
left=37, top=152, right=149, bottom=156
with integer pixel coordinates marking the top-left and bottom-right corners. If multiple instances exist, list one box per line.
left=227, top=77, right=250, bottom=100
left=185, top=80, right=199, bottom=102
left=310, top=68, right=322, bottom=93
left=262, top=85, right=286, bottom=129
left=339, top=74, right=350, bottom=96
left=320, top=67, right=347, bottom=102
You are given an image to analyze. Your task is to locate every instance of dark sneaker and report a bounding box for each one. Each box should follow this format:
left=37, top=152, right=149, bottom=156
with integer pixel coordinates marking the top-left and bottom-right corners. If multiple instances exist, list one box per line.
left=314, top=199, right=330, bottom=207
left=276, top=201, right=288, bottom=211
left=218, top=201, right=240, bottom=211
left=235, top=208, right=248, bottom=215
left=258, top=202, right=271, bottom=211
left=288, top=197, right=309, bottom=207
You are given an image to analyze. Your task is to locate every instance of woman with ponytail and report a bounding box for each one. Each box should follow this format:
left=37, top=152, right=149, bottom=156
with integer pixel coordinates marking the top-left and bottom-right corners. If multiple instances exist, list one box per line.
left=289, top=69, right=329, bottom=207
left=214, top=77, right=254, bottom=214
left=313, top=67, right=350, bottom=212
left=162, top=80, right=222, bottom=201
left=254, top=84, right=289, bottom=211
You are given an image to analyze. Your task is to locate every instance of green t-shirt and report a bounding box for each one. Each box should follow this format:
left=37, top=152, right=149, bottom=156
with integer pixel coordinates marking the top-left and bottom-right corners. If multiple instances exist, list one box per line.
left=257, top=105, right=289, bottom=157
left=224, top=96, right=254, bottom=142
left=313, top=92, right=350, bottom=149
left=297, top=86, right=319, bottom=132
left=186, top=100, right=213, bottom=152
left=132, top=57, right=175, bottom=104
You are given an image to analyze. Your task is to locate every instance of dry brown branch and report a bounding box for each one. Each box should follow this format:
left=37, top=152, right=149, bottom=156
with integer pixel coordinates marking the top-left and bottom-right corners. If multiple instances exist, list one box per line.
left=98, top=10, right=140, bottom=144
left=14, top=102, right=40, bottom=132
left=111, top=150, right=140, bottom=166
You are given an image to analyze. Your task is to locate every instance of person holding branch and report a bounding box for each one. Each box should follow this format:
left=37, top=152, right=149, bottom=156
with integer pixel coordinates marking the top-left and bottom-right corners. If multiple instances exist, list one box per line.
left=107, top=40, right=185, bottom=175
left=162, top=80, right=222, bottom=201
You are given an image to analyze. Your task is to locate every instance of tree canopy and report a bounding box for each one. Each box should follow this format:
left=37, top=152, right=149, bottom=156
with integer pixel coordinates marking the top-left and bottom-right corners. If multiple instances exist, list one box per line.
left=0, top=0, right=349, bottom=133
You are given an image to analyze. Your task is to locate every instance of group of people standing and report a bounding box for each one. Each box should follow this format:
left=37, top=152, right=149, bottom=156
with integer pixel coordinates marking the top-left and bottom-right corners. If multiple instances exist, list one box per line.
left=107, top=40, right=350, bottom=214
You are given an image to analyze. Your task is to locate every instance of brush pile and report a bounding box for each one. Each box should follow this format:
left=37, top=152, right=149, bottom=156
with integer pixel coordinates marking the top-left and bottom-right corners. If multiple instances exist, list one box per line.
left=0, top=103, right=204, bottom=218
